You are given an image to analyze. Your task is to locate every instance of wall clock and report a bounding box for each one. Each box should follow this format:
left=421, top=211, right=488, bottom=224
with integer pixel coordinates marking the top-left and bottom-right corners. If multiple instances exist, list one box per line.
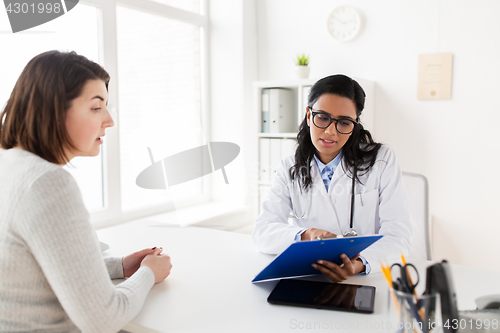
left=327, top=5, right=362, bottom=42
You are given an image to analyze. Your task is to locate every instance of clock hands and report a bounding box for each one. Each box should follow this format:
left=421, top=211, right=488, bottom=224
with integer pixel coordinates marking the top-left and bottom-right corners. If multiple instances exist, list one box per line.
left=333, top=18, right=357, bottom=25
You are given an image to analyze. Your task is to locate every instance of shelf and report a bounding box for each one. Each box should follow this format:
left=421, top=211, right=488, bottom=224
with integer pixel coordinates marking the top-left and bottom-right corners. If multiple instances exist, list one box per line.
left=258, top=132, right=297, bottom=139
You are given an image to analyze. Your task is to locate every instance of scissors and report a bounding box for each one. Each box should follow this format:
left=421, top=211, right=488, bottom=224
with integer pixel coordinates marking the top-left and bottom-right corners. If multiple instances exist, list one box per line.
left=390, top=263, right=419, bottom=295
left=391, top=263, right=427, bottom=333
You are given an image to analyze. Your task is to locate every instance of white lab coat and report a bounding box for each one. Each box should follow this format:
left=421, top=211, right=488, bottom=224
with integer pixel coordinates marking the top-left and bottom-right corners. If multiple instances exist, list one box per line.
left=252, top=145, right=412, bottom=274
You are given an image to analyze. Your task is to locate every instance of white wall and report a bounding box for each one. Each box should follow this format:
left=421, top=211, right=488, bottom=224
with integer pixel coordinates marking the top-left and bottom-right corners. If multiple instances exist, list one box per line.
left=254, top=0, right=500, bottom=269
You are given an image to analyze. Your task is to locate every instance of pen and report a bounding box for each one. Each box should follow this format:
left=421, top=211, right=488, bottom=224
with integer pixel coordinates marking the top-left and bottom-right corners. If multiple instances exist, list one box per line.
left=400, top=252, right=416, bottom=294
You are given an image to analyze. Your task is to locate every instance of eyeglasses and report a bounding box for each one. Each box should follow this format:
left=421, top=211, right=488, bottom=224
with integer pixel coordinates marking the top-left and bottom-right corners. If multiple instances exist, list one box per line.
left=309, top=108, right=358, bottom=134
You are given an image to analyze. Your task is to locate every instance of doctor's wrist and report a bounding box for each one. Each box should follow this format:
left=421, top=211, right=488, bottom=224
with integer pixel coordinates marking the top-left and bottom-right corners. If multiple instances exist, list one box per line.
left=355, top=258, right=366, bottom=274
left=300, top=229, right=311, bottom=241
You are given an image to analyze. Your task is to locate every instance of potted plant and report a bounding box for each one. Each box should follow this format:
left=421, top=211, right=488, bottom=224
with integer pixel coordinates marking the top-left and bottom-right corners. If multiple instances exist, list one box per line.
left=294, top=54, right=310, bottom=79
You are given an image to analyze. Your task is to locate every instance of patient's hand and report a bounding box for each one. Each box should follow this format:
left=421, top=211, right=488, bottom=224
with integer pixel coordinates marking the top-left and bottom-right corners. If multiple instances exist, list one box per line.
left=141, top=248, right=172, bottom=283
left=122, top=247, right=159, bottom=278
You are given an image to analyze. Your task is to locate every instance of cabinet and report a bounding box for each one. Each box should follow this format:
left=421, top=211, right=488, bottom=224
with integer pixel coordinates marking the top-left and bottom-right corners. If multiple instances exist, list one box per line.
left=253, top=77, right=375, bottom=218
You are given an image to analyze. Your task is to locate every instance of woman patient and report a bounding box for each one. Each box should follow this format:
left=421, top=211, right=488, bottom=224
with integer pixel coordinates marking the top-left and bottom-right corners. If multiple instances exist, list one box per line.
left=0, top=50, right=172, bottom=333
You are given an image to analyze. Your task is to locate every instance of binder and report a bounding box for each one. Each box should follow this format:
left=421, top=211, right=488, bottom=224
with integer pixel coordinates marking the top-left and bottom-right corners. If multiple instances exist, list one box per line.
left=259, top=138, right=296, bottom=185
left=269, top=139, right=281, bottom=178
left=269, top=88, right=295, bottom=133
left=251, top=235, right=383, bottom=283
left=302, top=86, right=311, bottom=110
left=259, top=138, right=270, bottom=183
left=261, top=89, right=270, bottom=133
left=280, top=139, right=296, bottom=160
left=300, top=85, right=312, bottom=125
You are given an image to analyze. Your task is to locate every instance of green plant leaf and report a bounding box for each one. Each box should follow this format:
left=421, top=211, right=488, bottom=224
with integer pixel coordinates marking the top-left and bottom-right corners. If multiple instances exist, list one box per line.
left=296, top=53, right=309, bottom=66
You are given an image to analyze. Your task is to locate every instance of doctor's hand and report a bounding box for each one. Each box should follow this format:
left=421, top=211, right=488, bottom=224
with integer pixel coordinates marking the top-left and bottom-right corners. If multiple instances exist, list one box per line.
left=311, top=253, right=365, bottom=283
left=301, top=228, right=337, bottom=241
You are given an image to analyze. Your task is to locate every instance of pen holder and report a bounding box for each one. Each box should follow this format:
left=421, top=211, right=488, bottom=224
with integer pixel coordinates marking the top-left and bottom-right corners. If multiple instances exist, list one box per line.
left=391, top=289, right=443, bottom=333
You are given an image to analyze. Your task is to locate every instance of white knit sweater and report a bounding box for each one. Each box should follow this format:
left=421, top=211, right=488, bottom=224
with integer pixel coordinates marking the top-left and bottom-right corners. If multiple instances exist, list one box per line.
left=0, top=149, right=155, bottom=333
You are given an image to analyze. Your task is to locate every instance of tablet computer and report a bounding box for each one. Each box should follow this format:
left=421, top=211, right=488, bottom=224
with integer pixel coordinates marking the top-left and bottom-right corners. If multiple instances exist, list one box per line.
left=267, top=279, right=376, bottom=314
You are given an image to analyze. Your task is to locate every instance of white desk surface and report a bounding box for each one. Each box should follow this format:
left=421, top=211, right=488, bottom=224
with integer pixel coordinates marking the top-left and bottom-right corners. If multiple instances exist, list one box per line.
left=97, top=219, right=500, bottom=333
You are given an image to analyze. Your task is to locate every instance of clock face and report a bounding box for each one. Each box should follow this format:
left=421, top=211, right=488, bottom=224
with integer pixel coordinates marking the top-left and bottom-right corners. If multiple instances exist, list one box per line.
left=327, top=6, right=362, bottom=42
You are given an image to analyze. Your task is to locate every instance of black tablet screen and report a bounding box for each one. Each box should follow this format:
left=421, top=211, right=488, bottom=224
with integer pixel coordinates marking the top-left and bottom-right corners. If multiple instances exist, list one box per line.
left=267, top=279, right=376, bottom=314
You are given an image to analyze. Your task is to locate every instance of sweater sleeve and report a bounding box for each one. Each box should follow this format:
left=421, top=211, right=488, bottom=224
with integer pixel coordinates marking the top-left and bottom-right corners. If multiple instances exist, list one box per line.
left=12, top=168, right=155, bottom=333
left=104, top=257, right=125, bottom=280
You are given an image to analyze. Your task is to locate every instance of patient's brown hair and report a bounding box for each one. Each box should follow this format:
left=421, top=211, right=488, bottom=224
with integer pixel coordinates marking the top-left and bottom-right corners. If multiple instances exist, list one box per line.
left=0, top=50, right=110, bottom=165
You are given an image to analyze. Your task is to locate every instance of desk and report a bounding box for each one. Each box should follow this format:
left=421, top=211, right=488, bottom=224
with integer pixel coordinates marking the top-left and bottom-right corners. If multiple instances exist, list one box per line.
left=97, top=219, right=500, bottom=333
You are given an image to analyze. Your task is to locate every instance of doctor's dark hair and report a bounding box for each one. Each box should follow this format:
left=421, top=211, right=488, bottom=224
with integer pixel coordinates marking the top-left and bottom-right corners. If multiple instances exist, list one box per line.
left=290, top=74, right=381, bottom=190
left=0, top=50, right=110, bottom=165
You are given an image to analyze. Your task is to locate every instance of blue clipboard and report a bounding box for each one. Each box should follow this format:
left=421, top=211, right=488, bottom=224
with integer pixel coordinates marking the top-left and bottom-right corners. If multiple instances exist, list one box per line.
left=251, top=235, right=383, bottom=283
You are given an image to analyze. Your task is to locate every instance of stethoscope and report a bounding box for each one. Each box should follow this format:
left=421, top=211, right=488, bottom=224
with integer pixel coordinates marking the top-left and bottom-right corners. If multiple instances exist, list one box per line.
left=289, top=165, right=358, bottom=238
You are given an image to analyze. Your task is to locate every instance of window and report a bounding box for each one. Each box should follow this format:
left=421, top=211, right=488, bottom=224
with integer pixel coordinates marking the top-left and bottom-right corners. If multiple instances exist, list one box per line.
left=116, top=5, right=204, bottom=212
left=149, top=0, right=200, bottom=13
left=0, top=0, right=209, bottom=225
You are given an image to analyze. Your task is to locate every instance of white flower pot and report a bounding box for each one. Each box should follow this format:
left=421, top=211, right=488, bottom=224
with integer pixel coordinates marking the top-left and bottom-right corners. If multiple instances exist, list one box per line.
left=294, top=66, right=310, bottom=79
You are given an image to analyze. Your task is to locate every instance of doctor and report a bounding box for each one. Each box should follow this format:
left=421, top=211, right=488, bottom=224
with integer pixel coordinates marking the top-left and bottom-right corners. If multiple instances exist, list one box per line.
left=252, top=74, right=412, bottom=282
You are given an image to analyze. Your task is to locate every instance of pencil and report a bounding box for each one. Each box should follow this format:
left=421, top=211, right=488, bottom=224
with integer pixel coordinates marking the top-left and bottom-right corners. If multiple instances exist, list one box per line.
left=400, top=252, right=425, bottom=321
left=380, top=262, right=398, bottom=313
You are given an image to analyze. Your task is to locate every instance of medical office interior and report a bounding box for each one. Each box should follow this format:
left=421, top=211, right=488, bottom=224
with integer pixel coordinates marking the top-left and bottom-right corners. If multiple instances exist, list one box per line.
left=1, top=0, right=500, bottom=320
left=1, top=0, right=499, bottom=270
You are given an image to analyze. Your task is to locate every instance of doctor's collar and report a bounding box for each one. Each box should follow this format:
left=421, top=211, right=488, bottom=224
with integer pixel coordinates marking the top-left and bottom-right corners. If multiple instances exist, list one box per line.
left=313, top=151, right=343, bottom=172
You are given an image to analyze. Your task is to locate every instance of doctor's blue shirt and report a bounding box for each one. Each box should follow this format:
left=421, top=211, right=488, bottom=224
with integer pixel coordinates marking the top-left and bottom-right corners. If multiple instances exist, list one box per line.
left=313, top=153, right=343, bottom=191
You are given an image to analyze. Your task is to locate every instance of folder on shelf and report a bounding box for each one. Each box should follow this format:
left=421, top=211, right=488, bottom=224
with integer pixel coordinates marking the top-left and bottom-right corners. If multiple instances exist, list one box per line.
left=268, top=88, right=295, bottom=133
left=259, top=138, right=270, bottom=183
left=269, top=138, right=281, bottom=176
left=259, top=138, right=297, bottom=184
left=251, top=235, right=383, bottom=283
left=302, top=86, right=311, bottom=109
left=261, top=89, right=270, bottom=133
left=280, top=139, right=296, bottom=159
